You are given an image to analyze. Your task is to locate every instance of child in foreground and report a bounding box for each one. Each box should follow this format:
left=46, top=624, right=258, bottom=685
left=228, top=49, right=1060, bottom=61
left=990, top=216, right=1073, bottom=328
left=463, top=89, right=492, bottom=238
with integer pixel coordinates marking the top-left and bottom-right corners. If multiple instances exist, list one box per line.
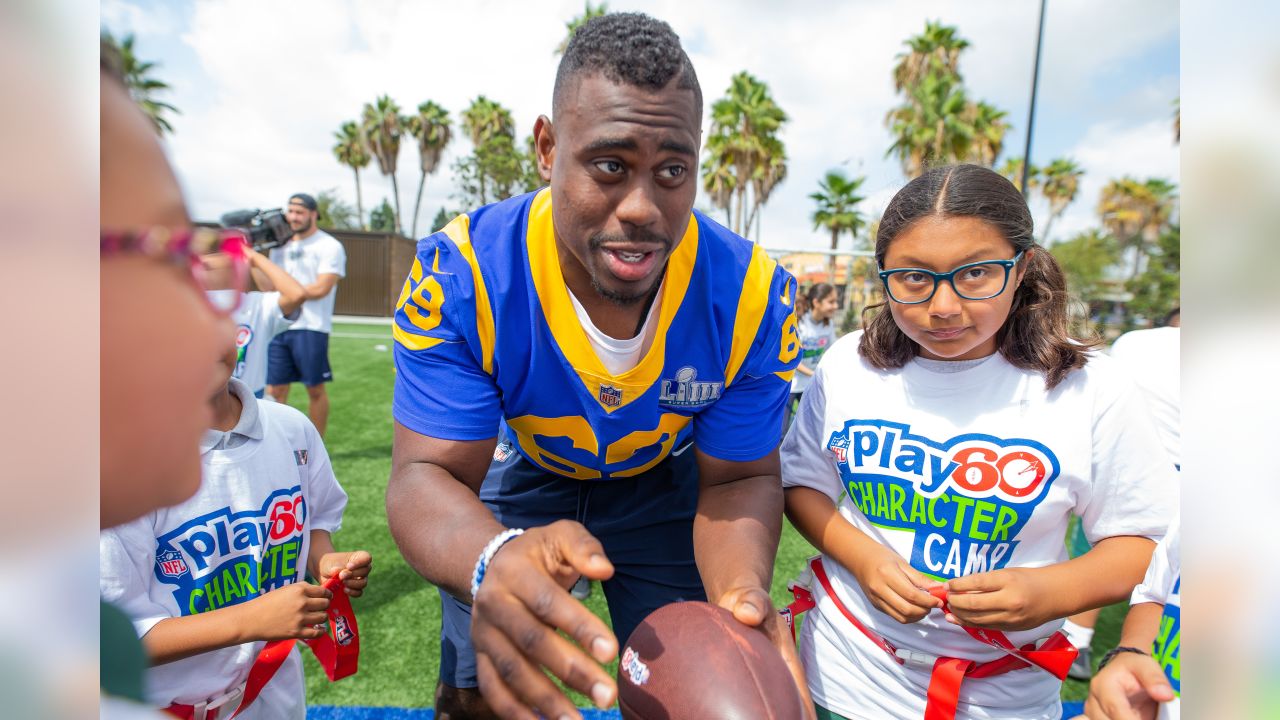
left=101, top=342, right=371, bottom=719
left=781, top=164, right=1176, bottom=720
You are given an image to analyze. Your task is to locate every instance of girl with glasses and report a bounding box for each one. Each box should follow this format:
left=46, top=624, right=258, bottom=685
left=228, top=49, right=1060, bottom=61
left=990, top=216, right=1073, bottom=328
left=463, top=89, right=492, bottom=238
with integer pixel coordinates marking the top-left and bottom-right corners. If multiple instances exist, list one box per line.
left=780, top=164, right=1176, bottom=720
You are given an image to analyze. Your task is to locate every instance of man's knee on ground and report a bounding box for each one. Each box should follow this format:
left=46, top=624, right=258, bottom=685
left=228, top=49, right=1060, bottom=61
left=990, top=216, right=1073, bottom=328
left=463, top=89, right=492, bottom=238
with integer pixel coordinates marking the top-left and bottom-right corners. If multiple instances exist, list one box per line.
left=435, top=682, right=498, bottom=720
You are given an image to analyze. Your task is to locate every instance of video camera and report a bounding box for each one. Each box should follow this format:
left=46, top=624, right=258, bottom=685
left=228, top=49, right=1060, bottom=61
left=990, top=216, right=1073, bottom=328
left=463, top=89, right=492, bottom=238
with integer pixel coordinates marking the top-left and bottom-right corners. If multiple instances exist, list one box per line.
left=220, top=208, right=293, bottom=253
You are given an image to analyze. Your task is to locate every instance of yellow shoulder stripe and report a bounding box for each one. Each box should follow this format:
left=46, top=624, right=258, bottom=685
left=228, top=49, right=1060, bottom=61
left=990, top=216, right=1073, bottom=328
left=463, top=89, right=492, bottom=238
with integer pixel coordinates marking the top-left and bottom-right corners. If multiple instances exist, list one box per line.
left=440, top=215, right=496, bottom=374
left=724, top=244, right=778, bottom=387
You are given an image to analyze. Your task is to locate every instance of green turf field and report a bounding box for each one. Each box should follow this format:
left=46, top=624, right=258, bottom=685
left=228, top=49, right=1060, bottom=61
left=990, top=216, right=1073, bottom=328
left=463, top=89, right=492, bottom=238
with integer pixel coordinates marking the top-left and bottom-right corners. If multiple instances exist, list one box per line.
left=296, top=322, right=1121, bottom=708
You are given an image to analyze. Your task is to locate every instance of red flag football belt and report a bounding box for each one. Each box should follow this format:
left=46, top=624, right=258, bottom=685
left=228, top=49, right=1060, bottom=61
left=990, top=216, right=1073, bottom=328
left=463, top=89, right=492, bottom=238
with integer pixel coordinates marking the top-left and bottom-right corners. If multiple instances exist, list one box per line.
left=164, top=575, right=360, bottom=720
left=783, top=557, right=1076, bottom=720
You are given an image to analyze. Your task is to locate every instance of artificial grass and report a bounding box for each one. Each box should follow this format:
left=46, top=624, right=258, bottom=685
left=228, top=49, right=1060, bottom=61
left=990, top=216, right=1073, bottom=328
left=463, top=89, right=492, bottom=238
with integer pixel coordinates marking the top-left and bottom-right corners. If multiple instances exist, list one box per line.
left=293, top=322, right=1120, bottom=709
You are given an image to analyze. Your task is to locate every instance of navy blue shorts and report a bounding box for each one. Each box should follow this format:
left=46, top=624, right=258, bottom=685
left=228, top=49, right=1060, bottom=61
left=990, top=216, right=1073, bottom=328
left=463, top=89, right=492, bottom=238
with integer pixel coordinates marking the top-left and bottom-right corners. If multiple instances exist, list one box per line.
left=266, top=330, right=333, bottom=387
left=438, top=440, right=705, bottom=689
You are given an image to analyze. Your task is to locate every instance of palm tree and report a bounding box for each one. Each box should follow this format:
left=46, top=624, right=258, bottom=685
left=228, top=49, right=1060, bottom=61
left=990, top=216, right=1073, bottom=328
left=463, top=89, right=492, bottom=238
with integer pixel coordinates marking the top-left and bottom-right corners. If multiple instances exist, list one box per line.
left=461, top=96, right=517, bottom=204
left=362, top=95, right=406, bottom=235
left=1038, top=158, right=1084, bottom=244
left=810, top=170, right=867, bottom=284
left=332, top=121, right=371, bottom=230
left=101, top=31, right=179, bottom=134
left=746, top=136, right=787, bottom=241
left=1098, top=177, right=1177, bottom=281
left=997, top=156, right=1040, bottom=194
left=704, top=72, right=788, bottom=235
left=886, top=72, right=973, bottom=178
left=405, top=101, right=453, bottom=238
left=964, top=101, right=1008, bottom=167
left=892, top=20, right=969, bottom=92
left=461, top=96, right=515, bottom=147
left=700, top=149, right=737, bottom=228
left=557, top=2, right=608, bottom=54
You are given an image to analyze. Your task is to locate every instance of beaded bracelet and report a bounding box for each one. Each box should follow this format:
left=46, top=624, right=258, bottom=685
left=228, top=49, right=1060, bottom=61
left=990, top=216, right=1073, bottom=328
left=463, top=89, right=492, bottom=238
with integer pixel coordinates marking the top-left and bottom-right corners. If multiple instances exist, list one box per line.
left=470, top=528, right=525, bottom=601
left=1098, top=645, right=1148, bottom=670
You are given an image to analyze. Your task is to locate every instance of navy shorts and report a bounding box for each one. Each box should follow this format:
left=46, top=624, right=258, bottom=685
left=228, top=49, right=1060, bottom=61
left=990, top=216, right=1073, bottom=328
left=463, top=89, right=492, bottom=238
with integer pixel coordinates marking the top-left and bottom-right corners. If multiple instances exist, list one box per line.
left=438, top=440, right=705, bottom=689
left=266, top=330, right=333, bottom=387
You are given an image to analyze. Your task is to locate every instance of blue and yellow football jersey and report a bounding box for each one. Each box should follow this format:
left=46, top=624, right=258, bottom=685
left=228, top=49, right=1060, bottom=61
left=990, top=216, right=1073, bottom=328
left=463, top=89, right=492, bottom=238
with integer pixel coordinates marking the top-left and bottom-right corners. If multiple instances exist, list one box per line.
left=392, top=189, right=800, bottom=480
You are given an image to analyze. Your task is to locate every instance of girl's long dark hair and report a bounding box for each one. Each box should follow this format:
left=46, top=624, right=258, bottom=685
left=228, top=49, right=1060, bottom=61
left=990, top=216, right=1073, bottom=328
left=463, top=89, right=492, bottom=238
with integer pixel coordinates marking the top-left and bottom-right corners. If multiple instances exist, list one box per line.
left=860, top=164, right=1098, bottom=389
left=795, top=282, right=837, bottom=326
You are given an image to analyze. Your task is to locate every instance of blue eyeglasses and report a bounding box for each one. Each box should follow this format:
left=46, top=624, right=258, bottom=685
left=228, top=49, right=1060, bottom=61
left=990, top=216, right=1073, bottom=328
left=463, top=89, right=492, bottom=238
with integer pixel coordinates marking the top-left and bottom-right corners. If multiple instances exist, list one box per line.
left=878, top=251, right=1024, bottom=304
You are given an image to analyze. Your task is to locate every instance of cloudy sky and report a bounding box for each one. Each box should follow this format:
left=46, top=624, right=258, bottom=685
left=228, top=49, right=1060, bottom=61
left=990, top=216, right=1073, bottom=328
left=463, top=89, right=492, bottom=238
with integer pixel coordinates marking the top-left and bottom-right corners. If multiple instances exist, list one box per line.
left=101, top=0, right=1179, bottom=250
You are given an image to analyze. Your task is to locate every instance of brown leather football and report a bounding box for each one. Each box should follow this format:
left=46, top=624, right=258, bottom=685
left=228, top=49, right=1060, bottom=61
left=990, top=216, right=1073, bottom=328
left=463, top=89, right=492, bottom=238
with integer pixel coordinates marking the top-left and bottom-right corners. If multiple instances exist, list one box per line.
left=616, top=601, right=804, bottom=720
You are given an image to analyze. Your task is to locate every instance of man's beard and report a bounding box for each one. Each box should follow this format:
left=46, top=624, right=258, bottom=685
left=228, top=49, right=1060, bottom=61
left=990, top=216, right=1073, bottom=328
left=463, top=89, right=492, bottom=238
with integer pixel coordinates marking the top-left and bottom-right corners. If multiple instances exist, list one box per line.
left=590, top=273, right=663, bottom=306
left=587, top=229, right=670, bottom=306
left=293, top=218, right=314, bottom=235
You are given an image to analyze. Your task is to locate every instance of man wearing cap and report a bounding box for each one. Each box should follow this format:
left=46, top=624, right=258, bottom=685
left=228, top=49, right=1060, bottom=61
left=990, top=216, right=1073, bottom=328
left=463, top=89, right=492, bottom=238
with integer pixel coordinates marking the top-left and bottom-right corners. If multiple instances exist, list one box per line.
left=265, top=192, right=347, bottom=436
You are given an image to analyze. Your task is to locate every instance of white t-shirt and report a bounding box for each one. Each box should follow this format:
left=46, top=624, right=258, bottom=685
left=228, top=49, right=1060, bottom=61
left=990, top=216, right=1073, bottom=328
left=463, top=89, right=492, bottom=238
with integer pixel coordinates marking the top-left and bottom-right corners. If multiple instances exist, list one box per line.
left=792, top=313, right=838, bottom=394
left=567, top=284, right=662, bottom=376
left=781, top=332, right=1177, bottom=720
left=1110, top=326, right=1180, bottom=467
left=269, top=231, right=346, bottom=333
left=1131, top=513, right=1181, bottom=720
left=232, top=292, right=297, bottom=396
left=100, top=378, right=348, bottom=719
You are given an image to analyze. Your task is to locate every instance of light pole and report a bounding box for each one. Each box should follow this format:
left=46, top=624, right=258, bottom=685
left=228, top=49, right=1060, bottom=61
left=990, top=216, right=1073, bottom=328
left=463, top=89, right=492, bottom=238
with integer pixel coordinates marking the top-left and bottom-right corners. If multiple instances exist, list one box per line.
left=1020, top=0, right=1048, bottom=197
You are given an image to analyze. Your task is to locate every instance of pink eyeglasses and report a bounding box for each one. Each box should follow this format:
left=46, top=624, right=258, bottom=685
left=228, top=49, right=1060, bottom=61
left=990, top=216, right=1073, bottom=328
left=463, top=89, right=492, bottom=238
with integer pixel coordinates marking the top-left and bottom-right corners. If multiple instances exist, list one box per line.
left=101, top=227, right=251, bottom=315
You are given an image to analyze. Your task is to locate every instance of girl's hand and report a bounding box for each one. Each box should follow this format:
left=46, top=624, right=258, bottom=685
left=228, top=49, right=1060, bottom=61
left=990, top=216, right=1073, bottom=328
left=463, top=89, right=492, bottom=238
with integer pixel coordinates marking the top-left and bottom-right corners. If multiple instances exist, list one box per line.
left=943, top=567, right=1056, bottom=631
left=848, top=542, right=943, bottom=623
left=316, top=550, right=373, bottom=597
left=1081, top=651, right=1173, bottom=720
left=242, top=583, right=332, bottom=641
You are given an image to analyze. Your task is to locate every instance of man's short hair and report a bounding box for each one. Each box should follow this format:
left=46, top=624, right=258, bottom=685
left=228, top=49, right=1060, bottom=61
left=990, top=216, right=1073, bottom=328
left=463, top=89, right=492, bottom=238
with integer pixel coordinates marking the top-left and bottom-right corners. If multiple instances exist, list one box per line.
left=553, top=12, right=702, bottom=122
left=289, top=192, right=318, bottom=211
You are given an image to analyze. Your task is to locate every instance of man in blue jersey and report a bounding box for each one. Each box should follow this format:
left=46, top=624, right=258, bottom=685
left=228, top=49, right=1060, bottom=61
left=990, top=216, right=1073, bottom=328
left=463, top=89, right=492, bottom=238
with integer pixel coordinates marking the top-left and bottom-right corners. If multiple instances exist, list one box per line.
left=387, top=13, right=808, bottom=719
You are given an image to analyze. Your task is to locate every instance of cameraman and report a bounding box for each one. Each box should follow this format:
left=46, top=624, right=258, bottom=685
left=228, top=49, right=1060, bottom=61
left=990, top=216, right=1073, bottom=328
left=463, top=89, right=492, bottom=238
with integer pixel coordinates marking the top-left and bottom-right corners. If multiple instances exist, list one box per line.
left=265, top=192, right=347, bottom=437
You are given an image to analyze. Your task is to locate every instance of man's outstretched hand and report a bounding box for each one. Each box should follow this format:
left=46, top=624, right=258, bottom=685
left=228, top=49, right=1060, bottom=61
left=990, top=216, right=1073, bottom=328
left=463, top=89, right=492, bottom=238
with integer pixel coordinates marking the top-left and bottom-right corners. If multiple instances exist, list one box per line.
left=715, top=586, right=816, bottom=720
left=471, top=520, right=619, bottom=720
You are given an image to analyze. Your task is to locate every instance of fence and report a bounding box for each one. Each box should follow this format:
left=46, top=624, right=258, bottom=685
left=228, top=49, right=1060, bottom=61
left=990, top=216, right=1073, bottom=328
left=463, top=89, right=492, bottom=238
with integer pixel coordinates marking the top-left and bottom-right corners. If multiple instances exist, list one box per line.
left=327, top=230, right=419, bottom=317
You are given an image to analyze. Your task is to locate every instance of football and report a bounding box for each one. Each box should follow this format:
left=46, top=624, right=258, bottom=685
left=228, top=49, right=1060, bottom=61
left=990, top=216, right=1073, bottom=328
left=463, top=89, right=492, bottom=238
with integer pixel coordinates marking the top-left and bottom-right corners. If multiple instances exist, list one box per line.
left=616, top=601, right=804, bottom=720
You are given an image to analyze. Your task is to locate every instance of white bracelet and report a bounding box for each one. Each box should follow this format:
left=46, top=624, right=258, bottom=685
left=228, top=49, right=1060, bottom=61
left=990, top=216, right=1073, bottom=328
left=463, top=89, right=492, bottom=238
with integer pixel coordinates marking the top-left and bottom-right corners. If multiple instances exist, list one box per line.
left=470, top=528, right=525, bottom=601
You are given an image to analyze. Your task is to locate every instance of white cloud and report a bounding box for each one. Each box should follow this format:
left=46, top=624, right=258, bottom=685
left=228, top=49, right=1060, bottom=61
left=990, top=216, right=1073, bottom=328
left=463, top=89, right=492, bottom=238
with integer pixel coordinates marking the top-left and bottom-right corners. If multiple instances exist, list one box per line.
left=1047, top=117, right=1181, bottom=242
left=100, top=0, right=178, bottom=37
left=145, top=0, right=1177, bottom=249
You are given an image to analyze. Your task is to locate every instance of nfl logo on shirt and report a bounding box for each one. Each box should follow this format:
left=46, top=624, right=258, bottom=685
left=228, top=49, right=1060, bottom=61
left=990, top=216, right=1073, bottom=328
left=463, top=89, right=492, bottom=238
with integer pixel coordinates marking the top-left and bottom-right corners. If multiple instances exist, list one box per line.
left=157, top=549, right=189, bottom=579
left=828, top=434, right=849, bottom=463
left=599, top=385, right=622, bottom=407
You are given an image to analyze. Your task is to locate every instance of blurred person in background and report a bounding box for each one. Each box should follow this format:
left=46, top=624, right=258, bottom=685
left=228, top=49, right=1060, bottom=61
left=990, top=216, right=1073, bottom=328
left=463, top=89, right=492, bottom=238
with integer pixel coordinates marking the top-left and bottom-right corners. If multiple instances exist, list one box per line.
left=218, top=249, right=306, bottom=398
left=786, top=282, right=839, bottom=430
left=265, top=193, right=346, bottom=436
left=1063, top=306, right=1181, bottom=680
left=1081, top=514, right=1180, bottom=720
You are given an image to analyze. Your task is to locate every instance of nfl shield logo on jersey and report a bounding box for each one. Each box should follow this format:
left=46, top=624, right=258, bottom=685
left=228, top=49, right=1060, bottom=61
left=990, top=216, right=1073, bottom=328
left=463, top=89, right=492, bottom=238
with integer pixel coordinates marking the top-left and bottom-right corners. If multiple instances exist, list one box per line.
left=157, top=549, right=189, bottom=579
left=599, top=385, right=623, bottom=407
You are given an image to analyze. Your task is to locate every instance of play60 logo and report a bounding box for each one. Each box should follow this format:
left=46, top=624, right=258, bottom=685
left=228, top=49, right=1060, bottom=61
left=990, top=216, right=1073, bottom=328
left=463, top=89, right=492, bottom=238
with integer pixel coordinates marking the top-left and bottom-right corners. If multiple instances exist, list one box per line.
left=827, top=419, right=1057, bottom=502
